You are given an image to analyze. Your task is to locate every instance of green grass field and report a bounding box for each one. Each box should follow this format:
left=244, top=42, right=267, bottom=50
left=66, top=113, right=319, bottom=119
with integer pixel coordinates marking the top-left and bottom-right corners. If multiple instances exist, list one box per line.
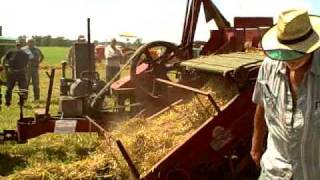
left=40, top=47, right=70, bottom=66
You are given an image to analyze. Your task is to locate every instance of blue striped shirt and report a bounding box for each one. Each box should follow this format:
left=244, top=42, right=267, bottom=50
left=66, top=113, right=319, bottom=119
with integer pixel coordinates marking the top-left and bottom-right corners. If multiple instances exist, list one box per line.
left=253, top=49, right=320, bottom=180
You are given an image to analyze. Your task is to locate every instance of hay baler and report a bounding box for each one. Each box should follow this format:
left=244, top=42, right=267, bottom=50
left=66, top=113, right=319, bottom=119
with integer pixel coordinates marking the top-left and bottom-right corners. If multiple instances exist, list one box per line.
left=102, top=0, right=273, bottom=179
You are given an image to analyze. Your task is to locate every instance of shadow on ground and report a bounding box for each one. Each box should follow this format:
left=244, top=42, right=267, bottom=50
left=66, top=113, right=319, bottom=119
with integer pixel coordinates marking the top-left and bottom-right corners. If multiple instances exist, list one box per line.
left=0, top=153, right=27, bottom=176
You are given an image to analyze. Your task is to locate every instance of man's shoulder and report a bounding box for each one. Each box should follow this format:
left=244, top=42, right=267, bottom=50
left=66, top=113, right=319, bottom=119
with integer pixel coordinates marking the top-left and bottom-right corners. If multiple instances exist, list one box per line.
left=261, top=57, right=283, bottom=70
left=313, top=48, right=320, bottom=59
left=2, top=49, right=14, bottom=58
left=34, top=46, right=42, bottom=52
left=17, top=49, right=29, bottom=56
left=258, top=57, right=284, bottom=79
left=21, top=46, right=28, bottom=50
left=21, top=46, right=31, bottom=53
left=11, top=49, right=28, bottom=58
left=23, top=46, right=41, bottom=51
left=5, top=48, right=21, bottom=55
left=105, top=45, right=112, bottom=50
left=105, top=46, right=115, bottom=54
left=261, top=57, right=279, bottom=65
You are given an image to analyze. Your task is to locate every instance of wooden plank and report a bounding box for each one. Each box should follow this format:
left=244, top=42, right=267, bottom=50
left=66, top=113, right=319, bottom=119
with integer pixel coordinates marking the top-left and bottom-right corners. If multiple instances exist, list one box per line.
left=181, top=52, right=264, bottom=74
left=192, top=57, right=261, bottom=66
left=189, top=53, right=263, bottom=64
left=183, top=63, right=231, bottom=74
left=217, top=53, right=264, bottom=60
left=186, top=52, right=263, bottom=64
left=183, top=59, right=240, bottom=68
left=182, top=57, right=261, bottom=70
left=183, top=52, right=263, bottom=64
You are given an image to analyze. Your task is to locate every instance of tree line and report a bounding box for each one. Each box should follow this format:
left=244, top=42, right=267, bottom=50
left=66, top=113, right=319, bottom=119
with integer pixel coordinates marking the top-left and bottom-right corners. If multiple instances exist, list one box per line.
left=17, top=35, right=144, bottom=48
left=18, top=35, right=73, bottom=47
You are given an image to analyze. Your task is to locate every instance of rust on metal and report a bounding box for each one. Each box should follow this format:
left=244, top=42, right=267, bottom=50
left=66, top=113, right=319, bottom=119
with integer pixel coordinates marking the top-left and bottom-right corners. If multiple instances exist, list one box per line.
left=181, top=0, right=202, bottom=58
left=234, top=17, right=273, bottom=28
left=202, top=0, right=230, bottom=28
left=15, top=117, right=103, bottom=142
left=84, top=115, right=105, bottom=133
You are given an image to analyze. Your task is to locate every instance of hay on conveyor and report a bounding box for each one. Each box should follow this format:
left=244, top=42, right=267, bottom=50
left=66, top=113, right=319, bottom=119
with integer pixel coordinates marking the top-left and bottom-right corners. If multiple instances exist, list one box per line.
left=108, top=75, right=238, bottom=178
left=7, top=75, right=238, bottom=180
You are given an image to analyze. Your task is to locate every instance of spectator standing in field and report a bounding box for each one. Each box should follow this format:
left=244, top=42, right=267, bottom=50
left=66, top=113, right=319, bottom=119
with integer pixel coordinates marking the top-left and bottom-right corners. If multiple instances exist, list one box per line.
left=1, top=40, right=29, bottom=106
left=251, top=9, right=320, bottom=179
left=23, top=38, right=44, bottom=102
left=67, top=35, right=86, bottom=76
left=105, top=38, right=122, bottom=82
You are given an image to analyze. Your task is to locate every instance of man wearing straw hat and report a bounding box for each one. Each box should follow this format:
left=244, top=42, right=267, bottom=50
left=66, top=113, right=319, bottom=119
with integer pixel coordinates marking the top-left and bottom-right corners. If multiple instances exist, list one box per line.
left=251, top=9, right=320, bottom=180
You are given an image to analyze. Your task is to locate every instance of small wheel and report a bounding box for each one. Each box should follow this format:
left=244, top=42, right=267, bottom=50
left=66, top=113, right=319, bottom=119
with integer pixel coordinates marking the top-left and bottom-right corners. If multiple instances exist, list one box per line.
left=130, top=41, right=184, bottom=97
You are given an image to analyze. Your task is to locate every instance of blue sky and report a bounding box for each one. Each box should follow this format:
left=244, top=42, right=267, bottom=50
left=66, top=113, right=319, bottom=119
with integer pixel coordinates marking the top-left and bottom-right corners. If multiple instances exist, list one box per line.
left=0, top=0, right=319, bottom=43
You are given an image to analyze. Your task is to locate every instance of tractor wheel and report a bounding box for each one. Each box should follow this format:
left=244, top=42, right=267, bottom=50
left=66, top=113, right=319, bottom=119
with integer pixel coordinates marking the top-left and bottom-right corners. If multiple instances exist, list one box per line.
left=130, top=41, right=184, bottom=98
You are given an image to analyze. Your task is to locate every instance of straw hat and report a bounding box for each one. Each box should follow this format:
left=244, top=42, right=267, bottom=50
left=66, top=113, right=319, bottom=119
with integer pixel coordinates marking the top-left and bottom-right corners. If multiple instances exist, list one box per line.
left=262, top=9, right=320, bottom=53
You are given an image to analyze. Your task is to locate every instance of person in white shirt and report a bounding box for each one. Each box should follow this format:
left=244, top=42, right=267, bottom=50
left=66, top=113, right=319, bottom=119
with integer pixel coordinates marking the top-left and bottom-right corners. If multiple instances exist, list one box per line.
left=105, top=38, right=122, bottom=82
left=251, top=9, right=320, bottom=180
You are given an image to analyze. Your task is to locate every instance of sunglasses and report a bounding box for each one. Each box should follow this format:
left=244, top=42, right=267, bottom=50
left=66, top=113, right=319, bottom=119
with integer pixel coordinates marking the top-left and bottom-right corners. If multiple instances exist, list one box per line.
left=264, top=49, right=306, bottom=61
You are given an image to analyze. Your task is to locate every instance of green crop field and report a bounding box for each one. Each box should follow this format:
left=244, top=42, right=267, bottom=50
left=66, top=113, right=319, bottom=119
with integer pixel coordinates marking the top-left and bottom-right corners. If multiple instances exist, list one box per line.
left=40, top=47, right=70, bottom=66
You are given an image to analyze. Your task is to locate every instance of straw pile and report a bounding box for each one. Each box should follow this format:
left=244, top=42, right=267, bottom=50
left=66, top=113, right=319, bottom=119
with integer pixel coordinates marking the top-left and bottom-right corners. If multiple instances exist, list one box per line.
left=7, top=75, right=238, bottom=179
left=108, top=75, right=238, bottom=178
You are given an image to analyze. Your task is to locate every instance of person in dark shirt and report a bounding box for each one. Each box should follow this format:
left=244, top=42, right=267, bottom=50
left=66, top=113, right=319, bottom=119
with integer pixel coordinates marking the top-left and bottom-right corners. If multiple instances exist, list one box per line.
left=2, top=40, right=29, bottom=106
